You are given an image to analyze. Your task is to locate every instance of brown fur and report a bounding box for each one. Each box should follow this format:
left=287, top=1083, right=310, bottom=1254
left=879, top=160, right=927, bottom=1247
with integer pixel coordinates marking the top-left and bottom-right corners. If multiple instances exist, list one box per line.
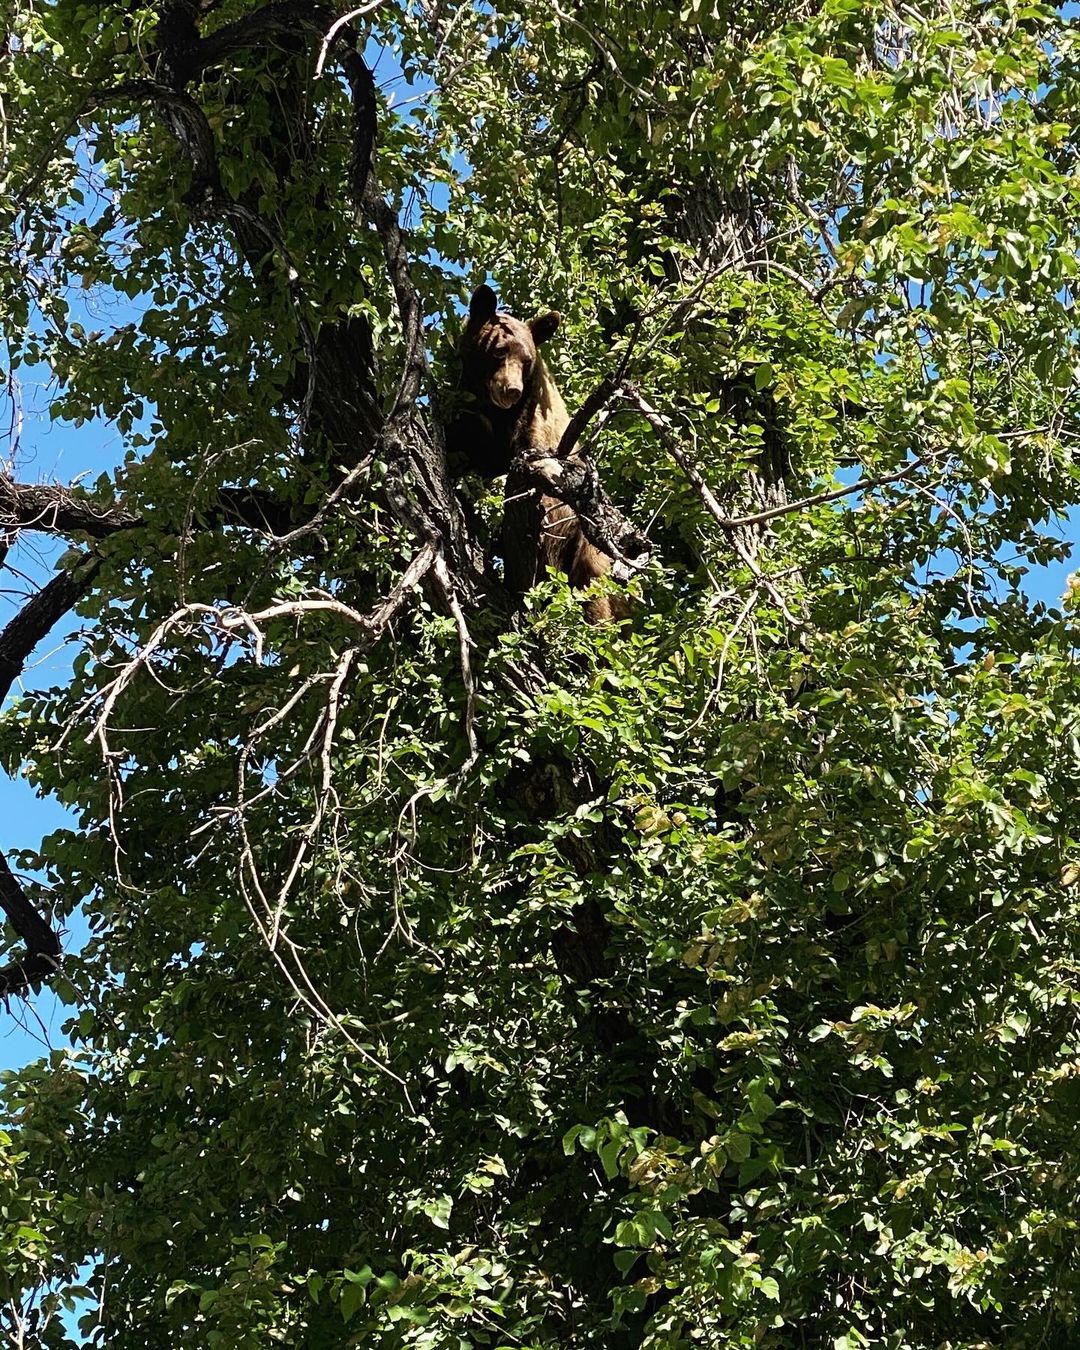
left=451, top=285, right=626, bottom=624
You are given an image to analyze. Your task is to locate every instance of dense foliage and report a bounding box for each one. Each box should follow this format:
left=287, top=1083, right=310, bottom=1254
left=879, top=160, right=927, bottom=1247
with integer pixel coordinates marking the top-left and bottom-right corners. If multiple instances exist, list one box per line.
left=3, top=1, right=1080, bottom=1345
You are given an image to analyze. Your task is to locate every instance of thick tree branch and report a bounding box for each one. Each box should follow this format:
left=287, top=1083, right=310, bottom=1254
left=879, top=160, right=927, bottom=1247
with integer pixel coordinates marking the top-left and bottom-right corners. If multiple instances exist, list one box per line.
left=152, top=0, right=378, bottom=205
left=154, top=1, right=378, bottom=199
left=0, top=553, right=102, bottom=999
left=340, top=41, right=378, bottom=226
left=0, top=476, right=305, bottom=541
left=360, top=174, right=425, bottom=423
left=154, top=0, right=204, bottom=86
left=0, top=556, right=101, bottom=700
left=0, top=476, right=140, bottom=538
left=115, top=10, right=478, bottom=598
left=107, top=80, right=221, bottom=203
left=110, top=11, right=384, bottom=475
left=214, top=486, right=301, bottom=536
left=197, top=2, right=334, bottom=72
left=555, top=374, right=619, bottom=461
left=0, top=853, right=61, bottom=999
left=329, top=47, right=479, bottom=585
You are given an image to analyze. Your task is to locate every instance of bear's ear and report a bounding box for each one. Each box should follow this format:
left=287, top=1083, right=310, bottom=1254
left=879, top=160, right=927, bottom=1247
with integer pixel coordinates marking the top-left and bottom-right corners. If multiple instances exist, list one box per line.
left=468, top=284, right=498, bottom=326
left=529, top=310, right=562, bottom=344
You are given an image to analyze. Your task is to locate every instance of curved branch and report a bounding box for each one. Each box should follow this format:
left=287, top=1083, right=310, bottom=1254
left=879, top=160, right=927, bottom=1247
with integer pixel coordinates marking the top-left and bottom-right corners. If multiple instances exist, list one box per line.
left=316, top=4, right=388, bottom=77
left=197, top=2, right=335, bottom=73
left=0, top=852, right=61, bottom=999
left=621, top=382, right=804, bottom=626
left=105, top=80, right=221, bottom=203
left=0, top=555, right=101, bottom=698
left=555, top=374, right=620, bottom=461
left=360, top=170, right=425, bottom=422
left=0, top=553, right=102, bottom=999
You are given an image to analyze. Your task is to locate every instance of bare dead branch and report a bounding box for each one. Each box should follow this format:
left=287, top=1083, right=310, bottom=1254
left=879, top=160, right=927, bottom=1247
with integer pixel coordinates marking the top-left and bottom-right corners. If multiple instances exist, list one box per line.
left=84, top=542, right=438, bottom=754
left=315, top=3, right=388, bottom=77
left=0, top=476, right=139, bottom=538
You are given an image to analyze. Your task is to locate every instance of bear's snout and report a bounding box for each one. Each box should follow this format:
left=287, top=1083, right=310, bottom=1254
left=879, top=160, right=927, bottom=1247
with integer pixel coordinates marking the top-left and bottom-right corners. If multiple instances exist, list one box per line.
left=490, top=367, right=526, bottom=408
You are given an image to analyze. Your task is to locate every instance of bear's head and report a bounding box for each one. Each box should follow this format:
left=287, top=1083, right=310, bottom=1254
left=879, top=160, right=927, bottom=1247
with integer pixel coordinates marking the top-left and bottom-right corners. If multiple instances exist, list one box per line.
left=461, top=284, right=561, bottom=411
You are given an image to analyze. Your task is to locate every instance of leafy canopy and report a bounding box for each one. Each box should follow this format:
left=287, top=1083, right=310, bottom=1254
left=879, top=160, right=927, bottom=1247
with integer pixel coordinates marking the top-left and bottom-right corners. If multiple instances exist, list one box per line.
left=2, top=1, right=1080, bottom=1347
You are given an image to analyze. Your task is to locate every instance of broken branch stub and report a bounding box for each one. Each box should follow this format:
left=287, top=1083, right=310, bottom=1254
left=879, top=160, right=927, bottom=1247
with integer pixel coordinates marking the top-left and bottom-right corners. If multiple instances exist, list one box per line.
left=513, top=448, right=650, bottom=581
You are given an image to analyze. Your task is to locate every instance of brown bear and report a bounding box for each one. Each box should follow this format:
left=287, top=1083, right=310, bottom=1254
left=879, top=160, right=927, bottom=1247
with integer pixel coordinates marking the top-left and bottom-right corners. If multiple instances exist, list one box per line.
left=446, top=284, right=627, bottom=624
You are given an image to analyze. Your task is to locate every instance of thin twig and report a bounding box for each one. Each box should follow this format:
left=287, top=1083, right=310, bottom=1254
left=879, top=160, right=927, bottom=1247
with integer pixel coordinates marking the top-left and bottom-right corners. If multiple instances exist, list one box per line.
left=786, top=156, right=841, bottom=264
left=235, top=819, right=412, bottom=1104
left=432, top=549, right=478, bottom=768
left=738, top=255, right=845, bottom=306
left=716, top=455, right=933, bottom=529
left=268, top=648, right=356, bottom=947
left=549, top=0, right=654, bottom=103
left=621, top=383, right=804, bottom=626
left=269, top=456, right=374, bottom=552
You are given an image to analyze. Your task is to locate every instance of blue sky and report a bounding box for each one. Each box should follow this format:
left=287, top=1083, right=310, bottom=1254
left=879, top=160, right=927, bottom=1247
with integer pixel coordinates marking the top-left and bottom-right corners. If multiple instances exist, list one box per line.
left=0, top=389, right=117, bottom=1074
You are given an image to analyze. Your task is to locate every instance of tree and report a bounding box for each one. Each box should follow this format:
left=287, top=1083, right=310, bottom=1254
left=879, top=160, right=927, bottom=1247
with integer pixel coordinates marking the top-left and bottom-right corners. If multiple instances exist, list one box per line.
left=2, top=0, right=1080, bottom=1344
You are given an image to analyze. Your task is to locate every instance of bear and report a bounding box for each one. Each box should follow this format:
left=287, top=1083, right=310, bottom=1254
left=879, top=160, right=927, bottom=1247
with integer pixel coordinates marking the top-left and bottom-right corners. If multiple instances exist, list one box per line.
left=446, top=284, right=627, bottom=625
